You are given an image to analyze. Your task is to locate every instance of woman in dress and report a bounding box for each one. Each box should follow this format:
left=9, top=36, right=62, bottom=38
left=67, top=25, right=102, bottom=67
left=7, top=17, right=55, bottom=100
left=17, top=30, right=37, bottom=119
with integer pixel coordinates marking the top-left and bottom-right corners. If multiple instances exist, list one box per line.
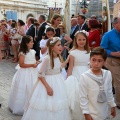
left=8, top=35, right=39, bottom=115
left=21, top=37, right=71, bottom=120
left=0, top=23, right=9, bottom=59
left=17, top=19, right=25, bottom=44
left=59, top=24, right=72, bottom=61
left=88, top=19, right=101, bottom=50
left=9, top=22, right=18, bottom=63
left=50, top=14, right=61, bottom=37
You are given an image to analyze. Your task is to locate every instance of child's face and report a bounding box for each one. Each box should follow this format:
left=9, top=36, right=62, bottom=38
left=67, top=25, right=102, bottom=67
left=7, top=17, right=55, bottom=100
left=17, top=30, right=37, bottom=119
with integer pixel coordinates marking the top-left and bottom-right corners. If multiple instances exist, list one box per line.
left=46, top=31, right=55, bottom=39
left=27, top=39, right=34, bottom=49
left=52, top=40, right=62, bottom=55
left=90, top=55, right=105, bottom=71
left=76, top=34, right=86, bottom=48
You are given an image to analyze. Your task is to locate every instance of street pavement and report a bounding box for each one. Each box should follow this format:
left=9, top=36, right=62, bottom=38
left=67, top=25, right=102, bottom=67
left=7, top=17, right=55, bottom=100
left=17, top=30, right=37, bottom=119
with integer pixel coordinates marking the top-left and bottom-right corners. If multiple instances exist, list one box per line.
left=0, top=59, right=120, bottom=120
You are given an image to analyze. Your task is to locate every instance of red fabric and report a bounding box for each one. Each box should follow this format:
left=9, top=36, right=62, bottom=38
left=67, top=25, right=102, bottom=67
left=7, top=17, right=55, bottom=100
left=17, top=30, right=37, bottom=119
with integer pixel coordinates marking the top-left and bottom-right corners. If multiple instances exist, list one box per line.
left=4, top=34, right=9, bottom=41
left=88, top=29, right=101, bottom=48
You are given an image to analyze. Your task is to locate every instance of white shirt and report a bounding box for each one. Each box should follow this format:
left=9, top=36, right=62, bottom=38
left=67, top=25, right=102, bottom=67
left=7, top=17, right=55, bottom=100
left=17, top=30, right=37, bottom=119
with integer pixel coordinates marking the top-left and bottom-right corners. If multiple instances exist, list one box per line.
left=79, top=69, right=116, bottom=120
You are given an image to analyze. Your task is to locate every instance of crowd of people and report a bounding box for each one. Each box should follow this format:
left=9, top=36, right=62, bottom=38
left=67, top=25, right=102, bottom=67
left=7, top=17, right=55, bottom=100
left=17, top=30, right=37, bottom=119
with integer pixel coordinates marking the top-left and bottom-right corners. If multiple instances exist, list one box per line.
left=0, top=13, right=120, bottom=120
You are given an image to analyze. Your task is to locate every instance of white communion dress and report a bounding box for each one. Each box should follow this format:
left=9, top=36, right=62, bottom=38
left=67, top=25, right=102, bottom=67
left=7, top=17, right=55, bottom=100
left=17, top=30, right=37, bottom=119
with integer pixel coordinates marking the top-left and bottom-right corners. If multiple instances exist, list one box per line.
left=8, top=49, right=38, bottom=115
left=39, top=39, right=48, bottom=60
left=38, top=39, right=67, bottom=80
left=65, top=49, right=90, bottom=120
left=21, top=55, right=71, bottom=120
left=69, top=49, right=90, bottom=81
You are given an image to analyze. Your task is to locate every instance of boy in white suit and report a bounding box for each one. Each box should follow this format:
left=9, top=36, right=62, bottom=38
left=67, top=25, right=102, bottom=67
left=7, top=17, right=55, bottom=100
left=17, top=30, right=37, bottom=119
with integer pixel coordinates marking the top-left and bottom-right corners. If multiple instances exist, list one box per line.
left=79, top=47, right=116, bottom=120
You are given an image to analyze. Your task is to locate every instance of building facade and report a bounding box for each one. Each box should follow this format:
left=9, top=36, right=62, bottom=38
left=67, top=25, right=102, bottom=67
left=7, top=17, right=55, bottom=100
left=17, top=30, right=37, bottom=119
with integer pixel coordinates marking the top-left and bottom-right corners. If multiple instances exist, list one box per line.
left=0, top=0, right=48, bottom=22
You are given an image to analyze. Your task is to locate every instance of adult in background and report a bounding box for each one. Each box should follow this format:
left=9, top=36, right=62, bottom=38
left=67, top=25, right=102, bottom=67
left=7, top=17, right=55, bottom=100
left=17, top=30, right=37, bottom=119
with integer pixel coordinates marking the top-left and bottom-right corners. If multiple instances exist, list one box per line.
left=59, top=24, right=72, bottom=61
left=77, top=14, right=89, bottom=32
left=88, top=19, right=101, bottom=50
left=100, top=17, right=120, bottom=109
left=36, top=15, right=47, bottom=59
left=9, top=22, right=18, bottom=63
left=17, top=19, right=25, bottom=44
left=50, top=14, right=62, bottom=37
left=70, top=18, right=79, bottom=49
left=37, top=15, right=47, bottom=41
left=0, top=23, right=9, bottom=59
left=26, top=17, right=36, bottom=55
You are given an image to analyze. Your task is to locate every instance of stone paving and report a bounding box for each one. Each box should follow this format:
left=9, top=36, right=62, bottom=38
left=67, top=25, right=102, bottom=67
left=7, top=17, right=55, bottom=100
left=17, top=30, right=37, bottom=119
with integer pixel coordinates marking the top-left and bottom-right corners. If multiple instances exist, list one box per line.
left=0, top=59, right=120, bottom=120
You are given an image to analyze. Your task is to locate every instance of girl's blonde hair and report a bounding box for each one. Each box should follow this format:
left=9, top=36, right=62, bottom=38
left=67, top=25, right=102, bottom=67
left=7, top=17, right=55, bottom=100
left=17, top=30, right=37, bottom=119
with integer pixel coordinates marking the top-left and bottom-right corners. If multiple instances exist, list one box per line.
left=72, top=31, right=90, bottom=53
left=46, top=37, right=63, bottom=69
left=50, top=14, right=61, bottom=25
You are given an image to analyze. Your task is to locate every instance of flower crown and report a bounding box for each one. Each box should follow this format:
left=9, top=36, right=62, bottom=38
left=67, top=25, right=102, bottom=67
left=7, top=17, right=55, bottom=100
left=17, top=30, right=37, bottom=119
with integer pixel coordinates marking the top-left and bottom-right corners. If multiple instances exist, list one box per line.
left=50, top=37, right=60, bottom=44
left=75, top=30, right=89, bottom=37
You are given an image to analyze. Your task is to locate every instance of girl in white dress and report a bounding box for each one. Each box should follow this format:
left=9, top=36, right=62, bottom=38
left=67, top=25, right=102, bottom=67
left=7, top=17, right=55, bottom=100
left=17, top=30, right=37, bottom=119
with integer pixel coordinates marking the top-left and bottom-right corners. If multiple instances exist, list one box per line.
left=8, top=35, right=39, bottom=115
left=40, top=27, right=55, bottom=60
left=21, top=37, right=71, bottom=120
left=65, top=31, right=90, bottom=120
left=38, top=27, right=67, bottom=80
left=67, top=30, right=90, bottom=80
left=79, top=47, right=116, bottom=120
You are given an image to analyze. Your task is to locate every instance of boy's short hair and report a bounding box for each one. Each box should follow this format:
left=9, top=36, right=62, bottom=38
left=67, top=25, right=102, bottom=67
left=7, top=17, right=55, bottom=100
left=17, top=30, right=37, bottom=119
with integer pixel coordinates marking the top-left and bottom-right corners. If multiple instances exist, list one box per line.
left=90, top=47, right=107, bottom=60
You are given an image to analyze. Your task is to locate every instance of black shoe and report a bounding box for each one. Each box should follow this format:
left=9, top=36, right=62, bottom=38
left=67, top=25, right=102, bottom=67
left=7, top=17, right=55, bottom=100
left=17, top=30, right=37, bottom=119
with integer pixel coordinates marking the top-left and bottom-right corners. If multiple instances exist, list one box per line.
left=0, top=104, right=1, bottom=108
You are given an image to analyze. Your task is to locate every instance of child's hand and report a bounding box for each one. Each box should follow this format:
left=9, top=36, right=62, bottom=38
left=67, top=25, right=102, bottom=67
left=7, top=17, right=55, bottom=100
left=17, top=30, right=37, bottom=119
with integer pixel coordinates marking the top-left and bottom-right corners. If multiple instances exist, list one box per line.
left=111, top=107, right=116, bottom=118
left=32, top=62, right=39, bottom=68
left=46, top=86, right=53, bottom=96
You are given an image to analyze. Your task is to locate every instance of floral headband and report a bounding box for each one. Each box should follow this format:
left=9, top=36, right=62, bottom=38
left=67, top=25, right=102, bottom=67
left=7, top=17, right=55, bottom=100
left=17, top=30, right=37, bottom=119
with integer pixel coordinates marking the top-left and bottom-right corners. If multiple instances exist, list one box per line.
left=75, top=30, right=89, bottom=37
left=50, top=37, right=60, bottom=44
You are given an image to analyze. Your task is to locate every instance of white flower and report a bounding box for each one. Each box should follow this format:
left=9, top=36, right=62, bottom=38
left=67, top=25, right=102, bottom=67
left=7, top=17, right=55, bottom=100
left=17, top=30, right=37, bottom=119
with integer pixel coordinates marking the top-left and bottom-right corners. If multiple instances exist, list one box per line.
left=80, top=30, right=89, bottom=37
left=50, top=37, right=60, bottom=44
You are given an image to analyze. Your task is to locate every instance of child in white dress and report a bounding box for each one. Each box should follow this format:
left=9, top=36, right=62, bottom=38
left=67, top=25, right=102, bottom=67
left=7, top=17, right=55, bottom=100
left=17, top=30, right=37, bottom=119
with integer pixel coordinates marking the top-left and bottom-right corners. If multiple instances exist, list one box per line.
left=65, top=31, right=90, bottom=120
left=39, top=27, right=67, bottom=79
left=40, top=27, right=55, bottom=60
left=79, top=47, right=116, bottom=120
left=67, top=30, right=90, bottom=80
left=21, top=37, right=71, bottom=120
left=8, top=35, right=39, bottom=115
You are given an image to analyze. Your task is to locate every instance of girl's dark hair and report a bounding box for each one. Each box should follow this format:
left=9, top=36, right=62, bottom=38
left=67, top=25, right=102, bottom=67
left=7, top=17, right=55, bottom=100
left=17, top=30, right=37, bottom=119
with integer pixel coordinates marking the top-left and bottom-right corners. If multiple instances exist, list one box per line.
left=90, top=47, right=107, bottom=60
left=11, top=22, right=16, bottom=28
left=18, top=19, right=25, bottom=26
left=44, top=27, right=55, bottom=39
left=46, top=27, right=55, bottom=33
left=19, top=35, right=32, bottom=54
